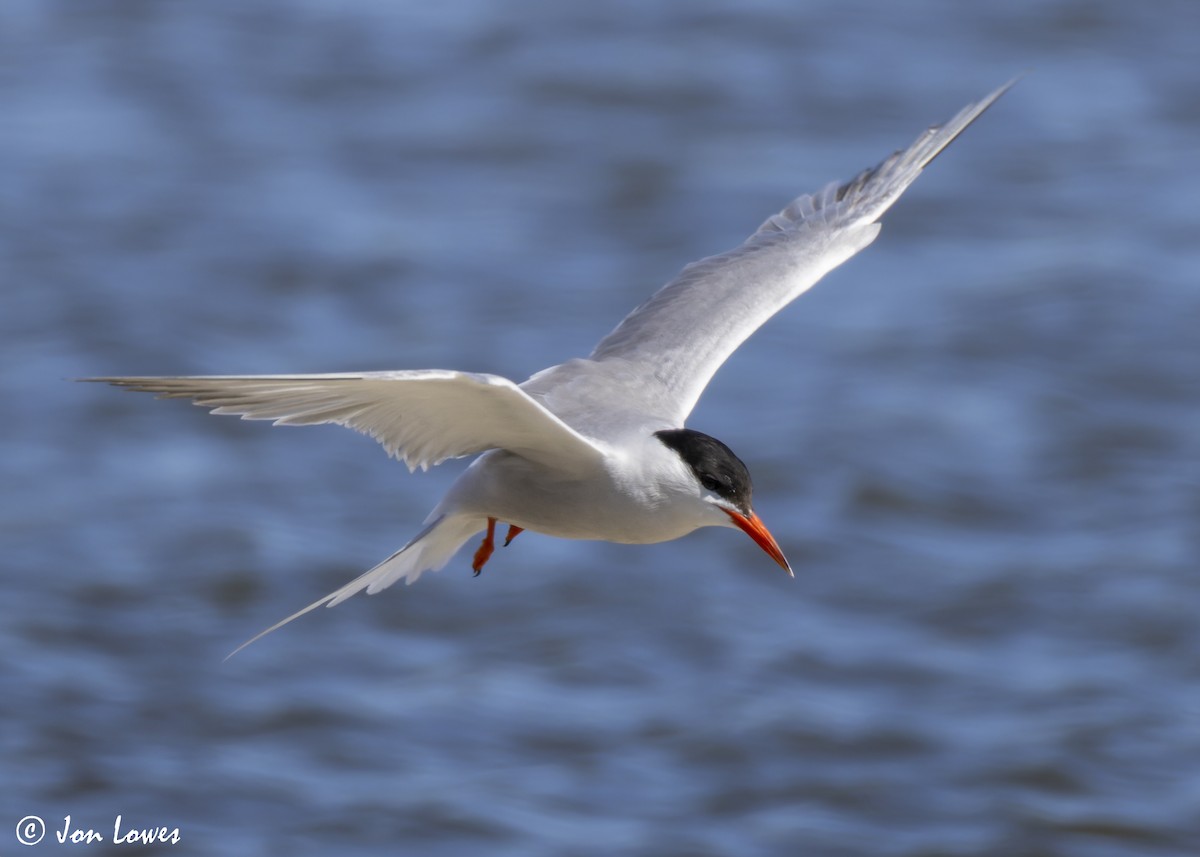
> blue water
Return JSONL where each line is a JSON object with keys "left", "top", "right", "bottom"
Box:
{"left": 3, "top": 2, "right": 1198, "bottom": 855}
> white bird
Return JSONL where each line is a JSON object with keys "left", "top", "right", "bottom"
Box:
{"left": 87, "top": 81, "right": 1012, "bottom": 654}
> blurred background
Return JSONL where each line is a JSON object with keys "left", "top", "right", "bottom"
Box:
{"left": 3, "top": 1, "right": 1198, "bottom": 855}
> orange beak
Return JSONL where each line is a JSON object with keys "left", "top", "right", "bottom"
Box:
{"left": 723, "top": 508, "right": 793, "bottom": 577}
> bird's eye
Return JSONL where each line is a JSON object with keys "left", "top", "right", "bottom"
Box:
{"left": 700, "top": 475, "right": 722, "bottom": 492}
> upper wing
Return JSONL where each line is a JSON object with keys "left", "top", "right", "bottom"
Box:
{"left": 581, "top": 80, "right": 1014, "bottom": 426}
{"left": 85, "top": 370, "right": 607, "bottom": 474}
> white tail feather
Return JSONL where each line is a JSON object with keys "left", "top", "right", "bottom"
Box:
{"left": 224, "top": 515, "right": 483, "bottom": 659}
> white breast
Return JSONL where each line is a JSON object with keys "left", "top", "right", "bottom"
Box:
{"left": 435, "top": 435, "right": 724, "bottom": 545}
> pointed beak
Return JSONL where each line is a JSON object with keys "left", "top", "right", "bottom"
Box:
{"left": 722, "top": 508, "right": 793, "bottom": 577}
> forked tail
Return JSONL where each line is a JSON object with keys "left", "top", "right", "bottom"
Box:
{"left": 225, "top": 514, "right": 483, "bottom": 659}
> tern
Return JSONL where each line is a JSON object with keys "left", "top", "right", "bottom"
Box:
{"left": 87, "top": 81, "right": 1012, "bottom": 652}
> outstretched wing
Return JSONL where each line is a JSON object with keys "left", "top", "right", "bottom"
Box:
{"left": 85, "top": 370, "right": 607, "bottom": 474}
{"left": 579, "top": 80, "right": 1014, "bottom": 426}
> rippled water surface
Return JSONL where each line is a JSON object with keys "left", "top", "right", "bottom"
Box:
{"left": 4, "top": 1, "right": 1199, "bottom": 855}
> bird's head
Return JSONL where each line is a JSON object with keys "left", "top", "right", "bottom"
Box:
{"left": 654, "top": 428, "right": 792, "bottom": 576}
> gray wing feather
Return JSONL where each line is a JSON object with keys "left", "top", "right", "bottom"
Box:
{"left": 577, "top": 80, "right": 1015, "bottom": 426}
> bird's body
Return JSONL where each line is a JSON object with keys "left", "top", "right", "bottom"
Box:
{"left": 86, "top": 81, "right": 1013, "bottom": 652}
{"left": 448, "top": 442, "right": 703, "bottom": 546}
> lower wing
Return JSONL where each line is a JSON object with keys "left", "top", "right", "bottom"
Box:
{"left": 84, "top": 370, "right": 607, "bottom": 474}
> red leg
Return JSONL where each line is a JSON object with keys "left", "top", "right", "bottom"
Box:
{"left": 503, "top": 525, "right": 524, "bottom": 547}
{"left": 472, "top": 517, "right": 496, "bottom": 576}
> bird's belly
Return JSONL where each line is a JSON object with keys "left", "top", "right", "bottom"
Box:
{"left": 511, "top": 501, "right": 699, "bottom": 545}
{"left": 492, "top": 479, "right": 699, "bottom": 545}
{"left": 442, "top": 452, "right": 703, "bottom": 545}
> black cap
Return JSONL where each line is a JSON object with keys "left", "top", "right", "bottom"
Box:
{"left": 654, "top": 428, "right": 753, "bottom": 515}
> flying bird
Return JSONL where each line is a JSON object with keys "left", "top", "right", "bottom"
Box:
{"left": 87, "top": 81, "right": 1013, "bottom": 653}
